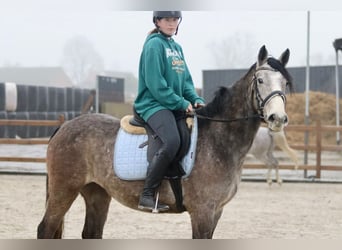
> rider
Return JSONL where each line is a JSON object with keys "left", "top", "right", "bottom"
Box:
{"left": 134, "top": 11, "right": 205, "bottom": 212}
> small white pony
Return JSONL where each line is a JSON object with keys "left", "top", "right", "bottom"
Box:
{"left": 248, "top": 127, "right": 299, "bottom": 185}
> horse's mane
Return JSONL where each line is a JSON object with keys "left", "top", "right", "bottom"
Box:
{"left": 196, "top": 86, "right": 231, "bottom": 119}
{"left": 197, "top": 63, "right": 256, "bottom": 120}
{"left": 49, "top": 127, "right": 60, "bottom": 141}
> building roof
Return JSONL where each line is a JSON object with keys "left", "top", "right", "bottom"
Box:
{"left": 0, "top": 67, "right": 74, "bottom": 87}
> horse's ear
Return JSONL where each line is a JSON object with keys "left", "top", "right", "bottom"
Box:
{"left": 257, "top": 45, "right": 268, "bottom": 67}
{"left": 279, "top": 48, "right": 290, "bottom": 66}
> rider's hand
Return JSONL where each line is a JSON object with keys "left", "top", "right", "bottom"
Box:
{"left": 186, "top": 103, "right": 193, "bottom": 113}
{"left": 194, "top": 103, "right": 205, "bottom": 108}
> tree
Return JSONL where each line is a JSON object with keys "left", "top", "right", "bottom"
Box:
{"left": 61, "top": 35, "right": 104, "bottom": 87}
{"left": 209, "top": 32, "right": 259, "bottom": 69}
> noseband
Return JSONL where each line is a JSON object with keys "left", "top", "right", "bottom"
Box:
{"left": 253, "top": 67, "right": 287, "bottom": 120}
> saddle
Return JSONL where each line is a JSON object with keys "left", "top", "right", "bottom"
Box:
{"left": 122, "top": 110, "right": 193, "bottom": 178}
{"left": 121, "top": 114, "right": 194, "bottom": 133}
{"left": 117, "top": 110, "right": 195, "bottom": 212}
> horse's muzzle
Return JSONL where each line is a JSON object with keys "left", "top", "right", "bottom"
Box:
{"left": 266, "top": 113, "right": 288, "bottom": 132}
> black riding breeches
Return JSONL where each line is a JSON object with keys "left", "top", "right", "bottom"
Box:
{"left": 146, "top": 109, "right": 181, "bottom": 160}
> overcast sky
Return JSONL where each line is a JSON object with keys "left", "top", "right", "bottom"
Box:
{"left": 1, "top": 1, "right": 342, "bottom": 88}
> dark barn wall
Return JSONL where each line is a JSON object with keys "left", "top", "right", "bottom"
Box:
{"left": 202, "top": 65, "right": 342, "bottom": 102}
{"left": 0, "top": 82, "right": 93, "bottom": 138}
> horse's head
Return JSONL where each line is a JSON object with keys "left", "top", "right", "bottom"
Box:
{"left": 253, "top": 45, "right": 293, "bottom": 132}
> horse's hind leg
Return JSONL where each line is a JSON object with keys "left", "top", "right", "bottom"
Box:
{"left": 37, "top": 215, "right": 65, "bottom": 239}
{"left": 80, "top": 183, "right": 111, "bottom": 239}
{"left": 37, "top": 185, "right": 80, "bottom": 238}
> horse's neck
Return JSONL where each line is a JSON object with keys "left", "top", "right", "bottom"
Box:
{"left": 231, "top": 75, "right": 260, "bottom": 137}
{"left": 225, "top": 72, "right": 258, "bottom": 122}
{"left": 200, "top": 74, "right": 260, "bottom": 163}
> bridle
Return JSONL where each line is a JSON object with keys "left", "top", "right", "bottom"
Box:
{"left": 253, "top": 67, "right": 287, "bottom": 120}
{"left": 194, "top": 66, "right": 287, "bottom": 123}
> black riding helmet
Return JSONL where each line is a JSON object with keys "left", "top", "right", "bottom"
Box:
{"left": 152, "top": 11, "right": 182, "bottom": 35}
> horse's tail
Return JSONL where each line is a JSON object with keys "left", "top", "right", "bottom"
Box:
{"left": 272, "top": 130, "right": 299, "bottom": 170}
{"left": 45, "top": 126, "right": 59, "bottom": 203}
{"left": 45, "top": 174, "right": 49, "bottom": 204}
{"left": 49, "top": 127, "right": 60, "bottom": 142}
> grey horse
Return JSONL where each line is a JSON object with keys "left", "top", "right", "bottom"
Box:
{"left": 37, "top": 46, "right": 294, "bottom": 239}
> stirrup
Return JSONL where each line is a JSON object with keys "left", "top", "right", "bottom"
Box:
{"left": 138, "top": 192, "right": 169, "bottom": 213}
{"left": 151, "top": 192, "right": 169, "bottom": 213}
{"left": 152, "top": 192, "right": 160, "bottom": 213}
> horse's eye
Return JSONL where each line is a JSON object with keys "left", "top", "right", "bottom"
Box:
{"left": 257, "top": 78, "right": 264, "bottom": 84}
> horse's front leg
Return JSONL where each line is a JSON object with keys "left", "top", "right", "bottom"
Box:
{"left": 275, "top": 165, "right": 283, "bottom": 185}
{"left": 189, "top": 206, "right": 223, "bottom": 239}
{"left": 266, "top": 166, "right": 273, "bottom": 186}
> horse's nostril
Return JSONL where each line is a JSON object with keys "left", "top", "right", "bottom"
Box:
{"left": 268, "top": 114, "right": 276, "bottom": 122}
{"left": 268, "top": 114, "right": 288, "bottom": 124}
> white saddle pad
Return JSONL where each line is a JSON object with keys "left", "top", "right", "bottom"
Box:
{"left": 114, "top": 116, "right": 198, "bottom": 180}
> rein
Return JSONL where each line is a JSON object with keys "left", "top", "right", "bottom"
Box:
{"left": 193, "top": 113, "right": 261, "bottom": 123}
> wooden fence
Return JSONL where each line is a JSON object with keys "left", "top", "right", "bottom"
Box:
{"left": 243, "top": 120, "right": 342, "bottom": 178}
{"left": 0, "top": 115, "right": 65, "bottom": 164}
{"left": 0, "top": 117, "right": 342, "bottom": 179}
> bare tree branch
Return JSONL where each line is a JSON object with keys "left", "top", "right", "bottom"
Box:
{"left": 210, "top": 32, "right": 259, "bottom": 69}
{"left": 61, "top": 35, "right": 104, "bottom": 87}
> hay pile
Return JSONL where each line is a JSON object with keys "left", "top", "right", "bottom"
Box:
{"left": 285, "top": 91, "right": 342, "bottom": 145}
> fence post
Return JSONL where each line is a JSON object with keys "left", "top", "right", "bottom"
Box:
{"left": 58, "top": 114, "right": 65, "bottom": 125}
{"left": 316, "top": 120, "right": 322, "bottom": 178}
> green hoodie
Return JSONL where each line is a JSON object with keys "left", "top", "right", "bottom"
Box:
{"left": 134, "top": 33, "right": 205, "bottom": 121}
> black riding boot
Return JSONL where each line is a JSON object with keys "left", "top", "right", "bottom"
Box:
{"left": 138, "top": 150, "right": 171, "bottom": 212}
